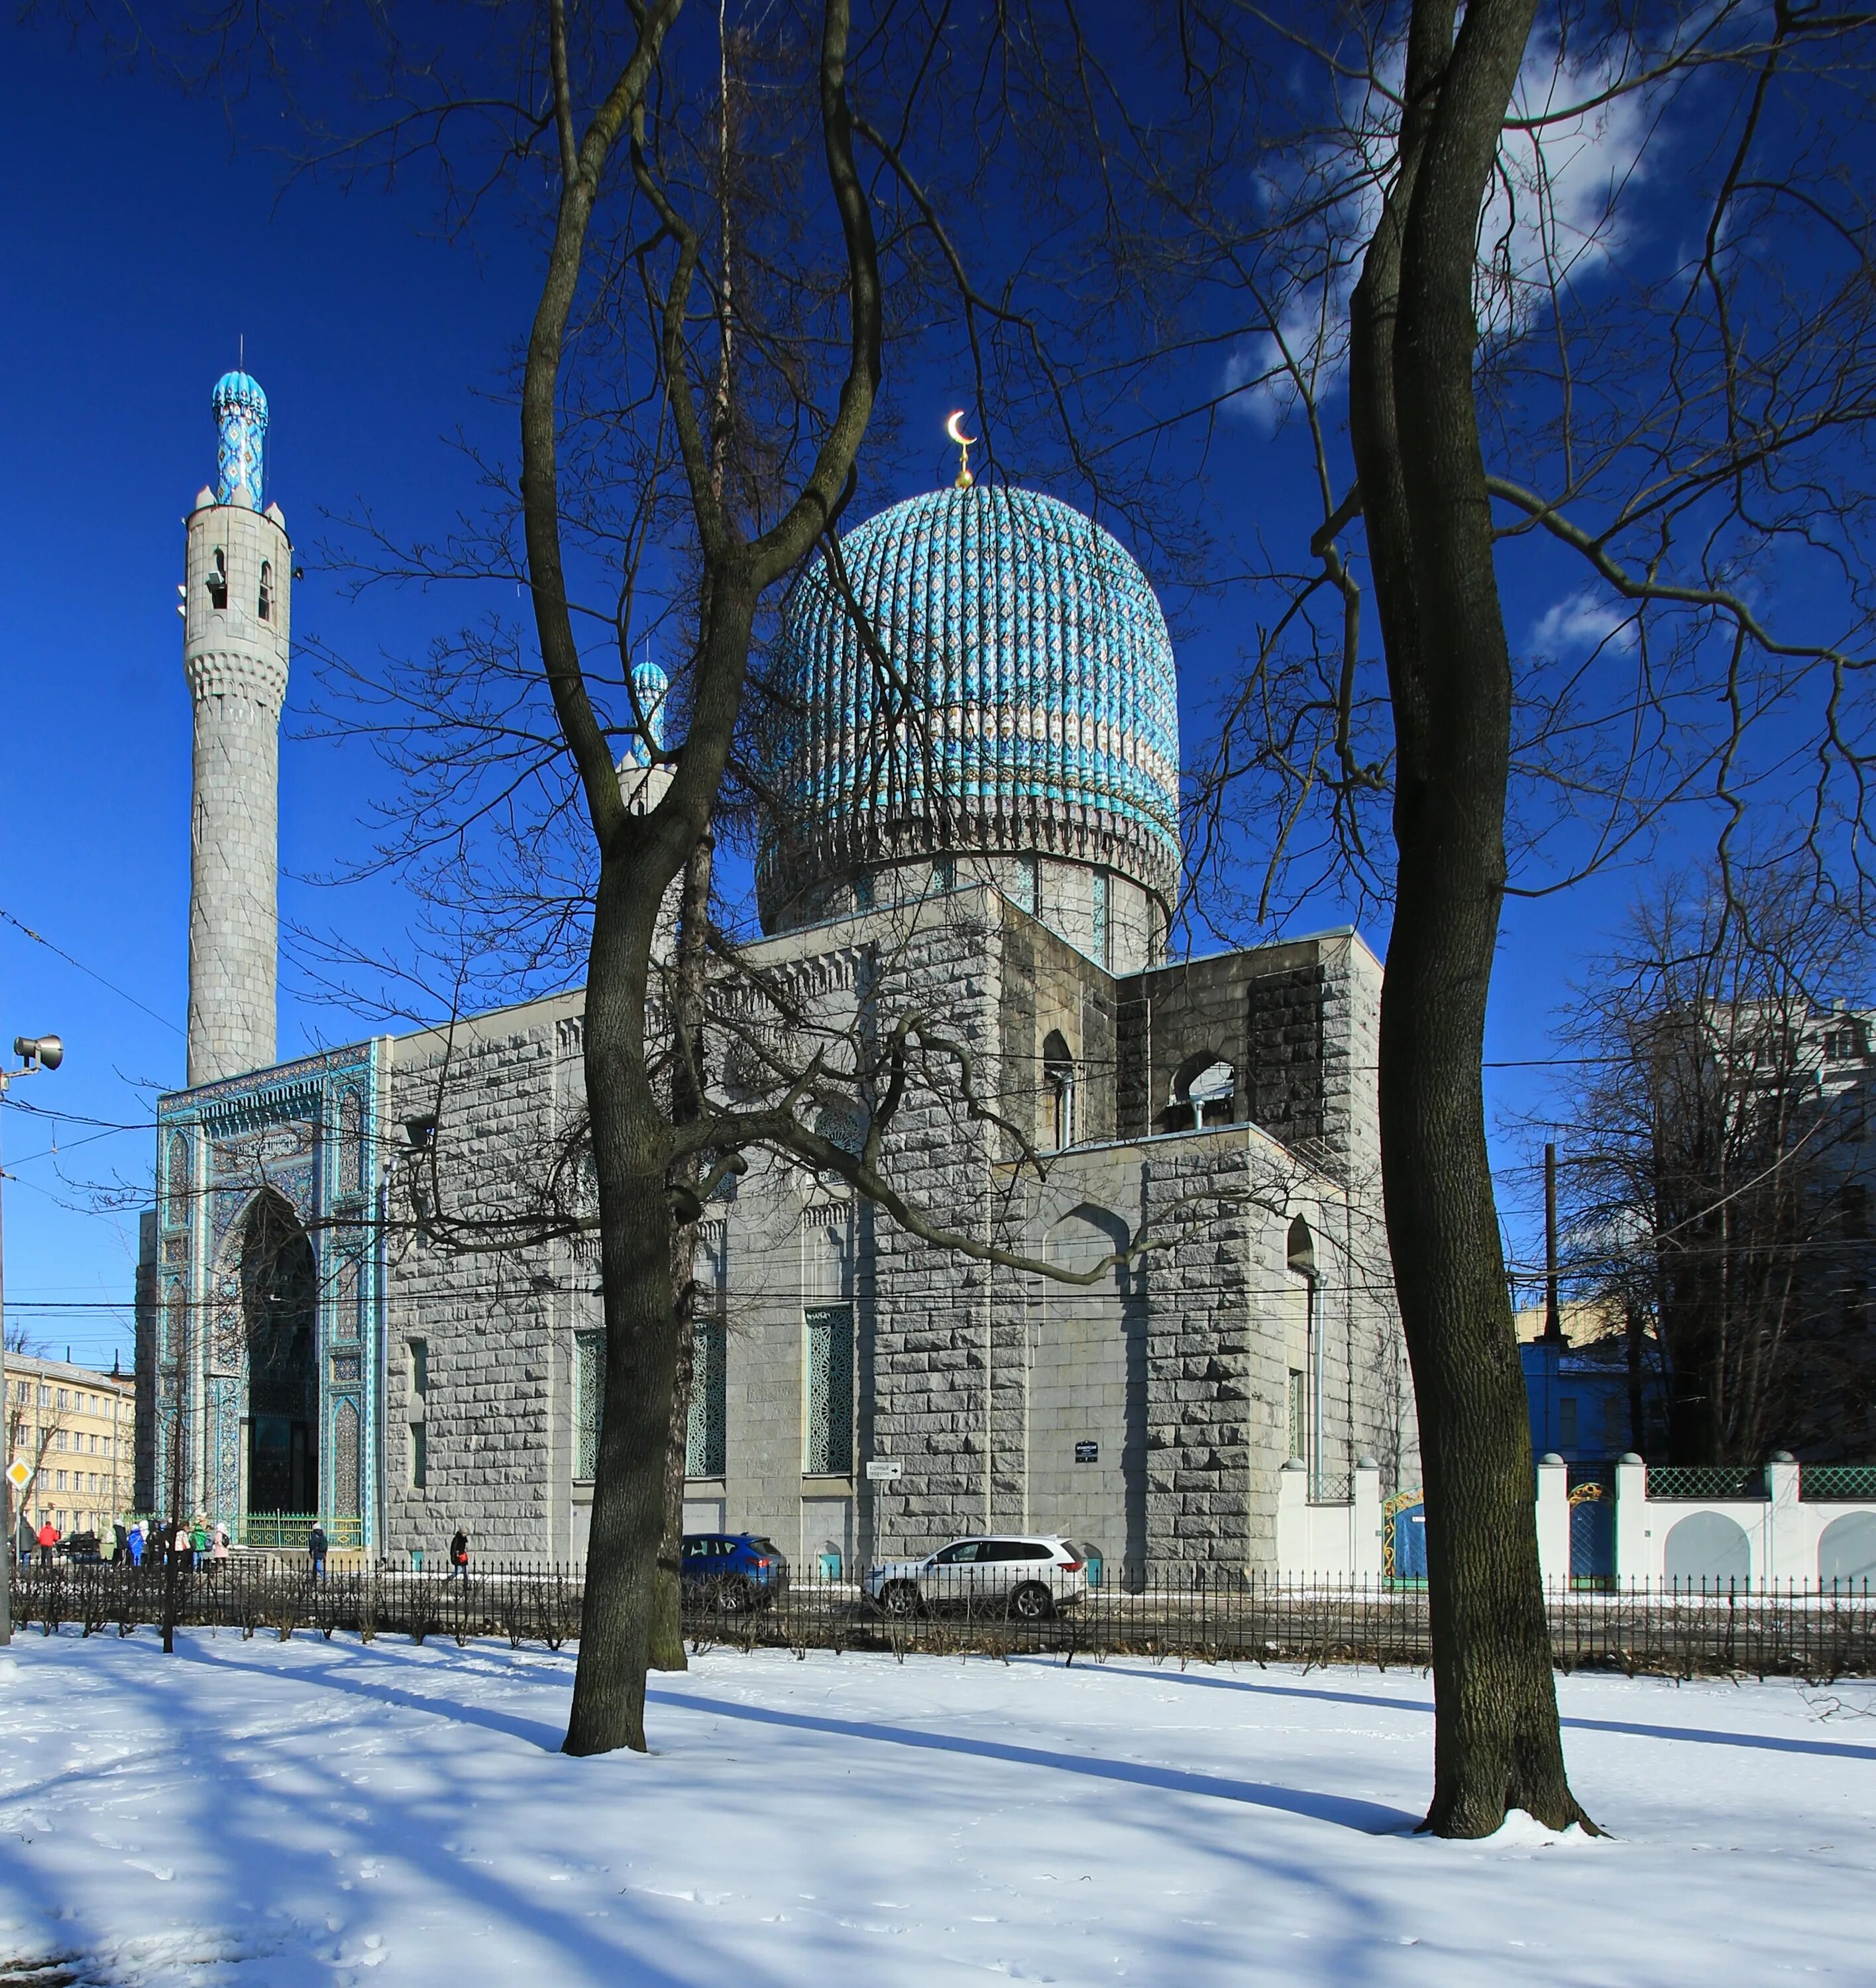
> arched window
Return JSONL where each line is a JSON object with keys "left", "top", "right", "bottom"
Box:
{"left": 1170, "top": 1055, "right": 1236, "bottom": 1130}
{"left": 1042, "top": 1030, "right": 1076, "bottom": 1151}
{"left": 258, "top": 559, "right": 272, "bottom": 622}
{"left": 164, "top": 1132, "right": 189, "bottom": 1214}
{"left": 1286, "top": 1217, "right": 1316, "bottom": 1276}
{"left": 207, "top": 547, "right": 228, "bottom": 611}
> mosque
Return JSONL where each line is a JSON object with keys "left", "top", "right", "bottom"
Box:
{"left": 135, "top": 376, "right": 1413, "bottom": 1574}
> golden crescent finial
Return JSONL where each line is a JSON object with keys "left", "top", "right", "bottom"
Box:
{"left": 945, "top": 410, "right": 977, "bottom": 489}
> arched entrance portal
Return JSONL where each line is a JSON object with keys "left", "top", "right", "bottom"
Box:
{"left": 243, "top": 1193, "right": 318, "bottom": 1516}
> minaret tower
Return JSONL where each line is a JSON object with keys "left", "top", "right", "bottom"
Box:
{"left": 182, "top": 372, "right": 292, "bottom": 1085}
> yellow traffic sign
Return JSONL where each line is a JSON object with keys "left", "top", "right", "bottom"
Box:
{"left": 5, "top": 1461, "right": 30, "bottom": 1491}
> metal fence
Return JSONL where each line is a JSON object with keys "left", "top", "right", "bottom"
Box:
{"left": 243, "top": 1514, "right": 365, "bottom": 1550}
{"left": 12, "top": 1561, "right": 1876, "bottom": 1679}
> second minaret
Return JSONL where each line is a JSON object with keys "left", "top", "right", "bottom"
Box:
{"left": 183, "top": 370, "right": 291, "bottom": 1086}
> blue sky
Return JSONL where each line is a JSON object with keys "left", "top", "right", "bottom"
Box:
{"left": 0, "top": 19, "right": 1718, "bottom": 1368}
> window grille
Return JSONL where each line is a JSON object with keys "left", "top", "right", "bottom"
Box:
{"left": 1287, "top": 1368, "right": 1306, "bottom": 1463}
{"left": 1645, "top": 1464, "right": 1764, "bottom": 1499}
{"left": 575, "top": 1331, "right": 605, "bottom": 1481}
{"left": 687, "top": 1319, "right": 727, "bottom": 1478}
{"left": 1091, "top": 869, "right": 1109, "bottom": 968}
{"left": 806, "top": 1304, "right": 854, "bottom": 1475}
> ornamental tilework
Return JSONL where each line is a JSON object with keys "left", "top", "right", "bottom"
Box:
{"left": 153, "top": 1040, "right": 385, "bottom": 1541}
{"left": 758, "top": 486, "right": 1182, "bottom": 926}
{"left": 619, "top": 657, "right": 669, "bottom": 769}
{"left": 332, "top": 1398, "right": 361, "bottom": 1518}
{"left": 212, "top": 370, "right": 268, "bottom": 509}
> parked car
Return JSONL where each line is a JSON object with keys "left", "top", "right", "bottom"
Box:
{"left": 680, "top": 1533, "right": 790, "bottom": 1612}
{"left": 863, "top": 1535, "right": 1089, "bottom": 1620}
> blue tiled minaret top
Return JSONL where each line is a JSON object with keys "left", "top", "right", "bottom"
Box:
{"left": 757, "top": 484, "right": 1181, "bottom": 928}
{"left": 620, "top": 657, "right": 669, "bottom": 769}
{"left": 212, "top": 370, "right": 268, "bottom": 510}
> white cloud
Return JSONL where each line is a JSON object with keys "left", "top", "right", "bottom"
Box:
{"left": 1529, "top": 589, "right": 1639, "bottom": 655}
{"left": 1226, "top": 31, "right": 1658, "bottom": 425}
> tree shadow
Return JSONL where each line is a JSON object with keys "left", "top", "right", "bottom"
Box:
{"left": 175, "top": 1637, "right": 569, "bottom": 1751}
{"left": 4, "top": 1635, "right": 762, "bottom": 1988}
{"left": 1011, "top": 1656, "right": 1876, "bottom": 1763}
{"left": 645, "top": 1685, "right": 1419, "bottom": 1834}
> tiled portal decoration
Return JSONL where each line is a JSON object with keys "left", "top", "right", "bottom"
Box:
{"left": 154, "top": 1040, "right": 384, "bottom": 1540}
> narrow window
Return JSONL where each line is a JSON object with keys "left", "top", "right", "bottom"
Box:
{"left": 258, "top": 559, "right": 272, "bottom": 622}
{"left": 1042, "top": 1030, "right": 1076, "bottom": 1152}
{"left": 575, "top": 1330, "right": 606, "bottom": 1481}
{"left": 1091, "top": 869, "right": 1110, "bottom": 969}
{"left": 409, "top": 1422, "right": 427, "bottom": 1490}
{"left": 805, "top": 1303, "right": 854, "bottom": 1475}
{"left": 408, "top": 1338, "right": 428, "bottom": 1398}
{"left": 687, "top": 1319, "right": 728, "bottom": 1478}
{"left": 207, "top": 547, "right": 228, "bottom": 610}
{"left": 1559, "top": 1397, "right": 1579, "bottom": 1449}
{"left": 1287, "top": 1369, "right": 1307, "bottom": 1463}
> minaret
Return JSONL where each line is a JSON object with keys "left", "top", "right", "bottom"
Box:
{"left": 182, "top": 372, "right": 291, "bottom": 1086}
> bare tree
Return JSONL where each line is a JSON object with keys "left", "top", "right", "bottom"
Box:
{"left": 202, "top": 0, "right": 1205, "bottom": 1759}
{"left": 993, "top": 0, "right": 1876, "bottom": 1832}
{"left": 1552, "top": 864, "right": 1873, "bottom": 1463}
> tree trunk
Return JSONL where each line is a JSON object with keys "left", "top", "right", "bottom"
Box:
{"left": 563, "top": 850, "right": 680, "bottom": 1755}
{"left": 1351, "top": 0, "right": 1594, "bottom": 1836}
{"left": 651, "top": 830, "right": 716, "bottom": 1672}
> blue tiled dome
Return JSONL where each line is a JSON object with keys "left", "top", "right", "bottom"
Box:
{"left": 757, "top": 485, "right": 1181, "bottom": 928}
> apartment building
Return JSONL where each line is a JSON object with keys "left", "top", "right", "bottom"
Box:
{"left": 7, "top": 1352, "right": 136, "bottom": 1543}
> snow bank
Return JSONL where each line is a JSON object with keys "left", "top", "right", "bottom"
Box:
{"left": 0, "top": 1629, "right": 1869, "bottom": 1984}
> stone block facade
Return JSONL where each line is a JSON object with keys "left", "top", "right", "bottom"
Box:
{"left": 182, "top": 495, "right": 291, "bottom": 1087}
{"left": 141, "top": 880, "right": 1413, "bottom": 1574}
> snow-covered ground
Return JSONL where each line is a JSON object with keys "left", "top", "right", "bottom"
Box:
{"left": 1, "top": 1629, "right": 1871, "bottom": 1985}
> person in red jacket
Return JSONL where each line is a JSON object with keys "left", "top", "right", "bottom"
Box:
{"left": 35, "top": 1519, "right": 59, "bottom": 1567}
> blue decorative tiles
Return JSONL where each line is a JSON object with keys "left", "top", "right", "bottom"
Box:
{"left": 211, "top": 370, "right": 268, "bottom": 510}
{"left": 757, "top": 485, "right": 1182, "bottom": 922}
{"left": 153, "top": 1040, "right": 384, "bottom": 1540}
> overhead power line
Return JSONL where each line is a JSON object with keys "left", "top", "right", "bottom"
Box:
{"left": 0, "top": 906, "right": 183, "bottom": 1035}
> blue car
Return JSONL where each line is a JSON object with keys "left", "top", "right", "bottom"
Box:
{"left": 680, "top": 1532, "right": 791, "bottom": 1612}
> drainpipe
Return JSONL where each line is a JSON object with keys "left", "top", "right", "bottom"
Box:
{"left": 1309, "top": 1273, "right": 1323, "bottom": 1498}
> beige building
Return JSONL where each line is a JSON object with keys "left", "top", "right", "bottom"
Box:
{"left": 7, "top": 1352, "right": 136, "bottom": 1544}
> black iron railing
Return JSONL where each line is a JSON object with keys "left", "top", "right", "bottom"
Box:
{"left": 11, "top": 1561, "right": 1876, "bottom": 1680}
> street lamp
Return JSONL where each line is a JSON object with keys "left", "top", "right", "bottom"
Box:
{"left": 1, "top": 1032, "right": 64, "bottom": 1645}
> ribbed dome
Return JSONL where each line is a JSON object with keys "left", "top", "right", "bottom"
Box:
{"left": 757, "top": 485, "right": 1180, "bottom": 931}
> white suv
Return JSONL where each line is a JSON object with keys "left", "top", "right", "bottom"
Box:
{"left": 864, "top": 1535, "right": 1089, "bottom": 1620}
